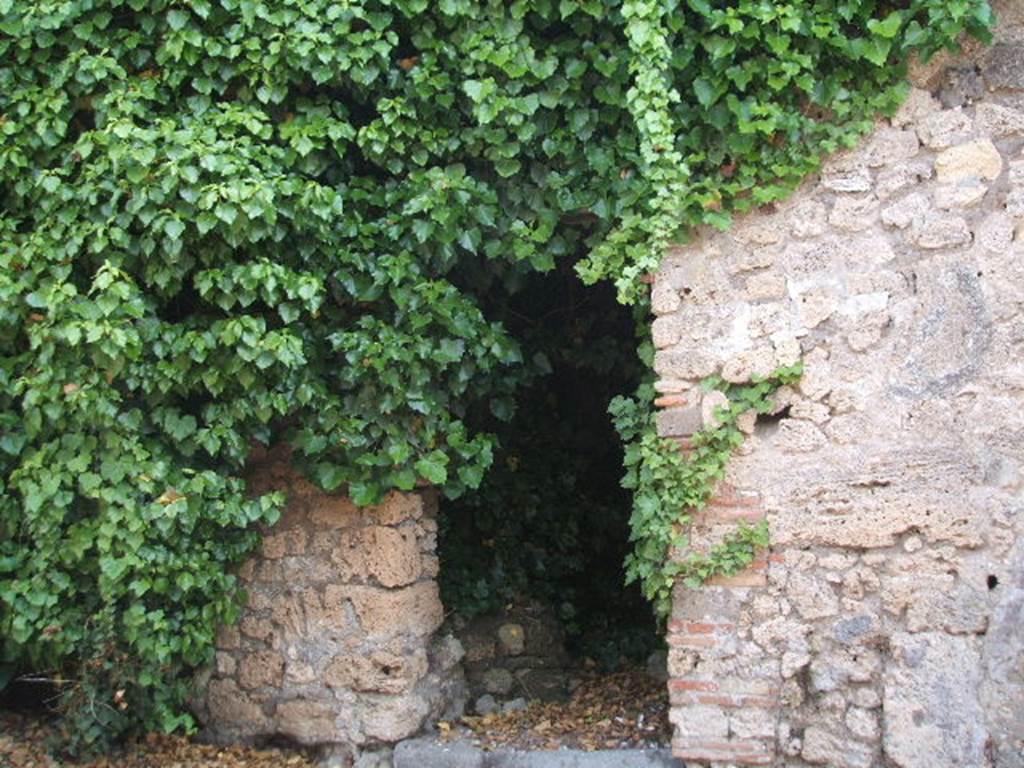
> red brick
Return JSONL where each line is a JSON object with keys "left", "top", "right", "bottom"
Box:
{"left": 694, "top": 693, "right": 737, "bottom": 707}
{"left": 668, "top": 678, "right": 718, "bottom": 693}
{"left": 686, "top": 621, "right": 733, "bottom": 634}
{"left": 654, "top": 393, "right": 692, "bottom": 408}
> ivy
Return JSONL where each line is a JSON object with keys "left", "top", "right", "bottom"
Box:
{"left": 611, "top": 365, "right": 804, "bottom": 619}
{"left": 0, "top": 0, "right": 993, "bottom": 751}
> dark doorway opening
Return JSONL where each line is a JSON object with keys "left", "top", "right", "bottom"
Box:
{"left": 437, "top": 255, "right": 667, "bottom": 746}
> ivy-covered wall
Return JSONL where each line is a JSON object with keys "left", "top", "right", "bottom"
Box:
{"left": 655, "top": 7, "right": 1024, "bottom": 765}
{"left": 0, "top": 0, "right": 999, "bottom": 755}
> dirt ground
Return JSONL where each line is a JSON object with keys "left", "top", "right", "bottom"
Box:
{"left": 1, "top": 667, "right": 669, "bottom": 766}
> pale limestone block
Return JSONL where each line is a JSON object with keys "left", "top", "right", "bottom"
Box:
{"left": 650, "top": 281, "right": 681, "bottom": 314}
{"left": 790, "top": 400, "right": 831, "bottom": 424}
{"left": 829, "top": 194, "right": 881, "bottom": 232}
{"left": 822, "top": 164, "right": 873, "bottom": 193}
{"left": 883, "top": 633, "right": 987, "bottom": 768}
{"left": 669, "top": 704, "right": 729, "bottom": 738}
{"left": 934, "top": 138, "right": 1004, "bottom": 183}
{"left": 736, "top": 410, "right": 757, "bottom": 435}
{"left": 651, "top": 315, "right": 683, "bottom": 348}
{"left": 795, "top": 291, "right": 838, "bottom": 330}
{"left": 773, "top": 336, "right": 802, "bottom": 368}
{"left": 721, "top": 345, "right": 777, "bottom": 383}
{"left": 731, "top": 219, "right": 783, "bottom": 246}
{"left": 729, "top": 707, "right": 777, "bottom": 739}
{"left": 974, "top": 102, "right": 1024, "bottom": 136}
{"left": 846, "top": 707, "right": 880, "bottom": 741}
{"left": 725, "top": 243, "right": 780, "bottom": 274}
{"left": 934, "top": 178, "right": 989, "bottom": 209}
{"left": 701, "top": 389, "right": 730, "bottom": 429}
{"left": 916, "top": 108, "right": 975, "bottom": 149}
{"left": 1005, "top": 186, "right": 1024, "bottom": 217}
{"left": 862, "top": 127, "right": 921, "bottom": 167}
{"left": 654, "top": 348, "right": 718, "bottom": 381}
{"left": 774, "top": 419, "right": 828, "bottom": 453}
{"left": 908, "top": 212, "right": 971, "bottom": 249}
{"left": 744, "top": 272, "right": 786, "bottom": 301}
{"left": 849, "top": 687, "right": 881, "bottom": 709}
{"left": 881, "top": 192, "right": 930, "bottom": 229}
{"left": 892, "top": 88, "right": 942, "bottom": 128}
{"left": 876, "top": 158, "right": 934, "bottom": 199}
{"left": 359, "top": 692, "right": 430, "bottom": 742}
{"left": 802, "top": 725, "right": 875, "bottom": 768}
{"left": 790, "top": 199, "right": 830, "bottom": 238}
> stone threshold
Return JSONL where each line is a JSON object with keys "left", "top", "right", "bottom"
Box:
{"left": 392, "top": 738, "right": 683, "bottom": 768}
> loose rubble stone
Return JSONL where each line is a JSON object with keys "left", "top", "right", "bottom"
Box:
{"left": 474, "top": 694, "right": 498, "bottom": 716}
{"left": 497, "top": 623, "right": 526, "bottom": 656}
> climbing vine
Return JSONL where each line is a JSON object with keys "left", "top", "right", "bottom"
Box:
{"left": 0, "top": 0, "right": 994, "bottom": 751}
{"left": 611, "top": 365, "right": 805, "bottom": 618}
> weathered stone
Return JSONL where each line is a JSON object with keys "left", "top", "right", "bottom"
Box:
{"left": 369, "top": 490, "right": 426, "bottom": 526}
{"left": 650, "top": 283, "right": 681, "bottom": 315}
{"left": 238, "top": 650, "right": 284, "bottom": 690}
{"left": 938, "top": 67, "right": 984, "bottom": 108}
{"left": 204, "top": 679, "right": 270, "bottom": 735}
{"left": 198, "top": 477, "right": 453, "bottom": 751}
{"left": 337, "top": 582, "right": 445, "bottom": 639}
{"left": 821, "top": 164, "right": 872, "bottom": 193}
{"left": 862, "top": 128, "right": 920, "bottom": 167}
{"left": 360, "top": 693, "right": 431, "bottom": 742}
{"left": 481, "top": 668, "right": 515, "bottom": 696}
{"left": 773, "top": 419, "right": 828, "bottom": 454}
{"left": 655, "top": 406, "right": 702, "bottom": 437}
{"left": 790, "top": 200, "right": 830, "bottom": 238}
{"left": 215, "top": 652, "right": 237, "bottom": 677}
{"left": 700, "top": 390, "right": 730, "bottom": 429}
{"left": 892, "top": 88, "right": 941, "bottom": 128}
{"left": 983, "top": 43, "right": 1024, "bottom": 91}
{"left": 934, "top": 178, "right": 989, "bottom": 209}
{"left": 787, "top": 573, "right": 839, "bottom": 619}
{"left": 828, "top": 195, "right": 881, "bottom": 232}
{"left": 876, "top": 159, "right": 934, "bottom": 199}
{"left": 276, "top": 699, "right": 341, "bottom": 744}
{"left": 496, "top": 623, "right": 525, "bottom": 656}
{"left": 802, "top": 726, "right": 875, "bottom": 768}
{"left": 729, "top": 707, "right": 776, "bottom": 740}
{"left": 501, "top": 697, "right": 527, "bottom": 714}
{"left": 934, "top": 138, "right": 1004, "bottom": 183}
{"left": 474, "top": 694, "right": 498, "bottom": 716}
{"left": 362, "top": 526, "right": 422, "bottom": 588}
{"left": 975, "top": 102, "right": 1024, "bottom": 136}
{"left": 916, "top": 109, "right": 974, "bottom": 149}
{"left": 325, "top": 647, "right": 428, "bottom": 694}
{"left": 908, "top": 212, "right": 972, "bottom": 250}
{"left": 883, "top": 633, "right": 988, "bottom": 768}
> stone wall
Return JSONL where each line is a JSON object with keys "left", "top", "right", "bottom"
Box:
{"left": 192, "top": 447, "right": 465, "bottom": 758}
{"left": 653, "top": 8, "right": 1024, "bottom": 767}
{"left": 454, "top": 600, "right": 573, "bottom": 713}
